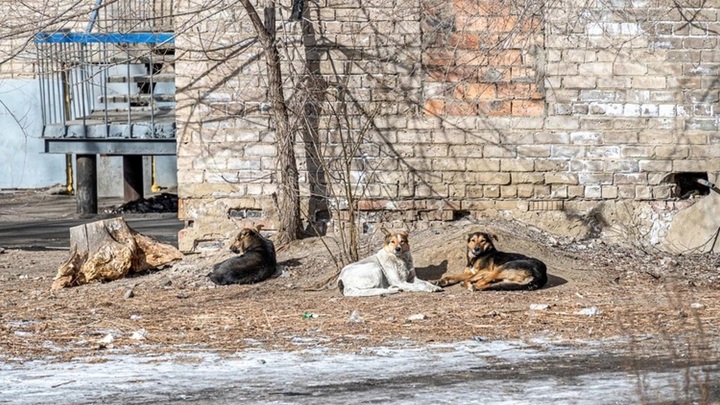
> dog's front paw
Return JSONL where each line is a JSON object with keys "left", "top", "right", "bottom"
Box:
{"left": 461, "top": 281, "right": 475, "bottom": 292}
{"left": 431, "top": 284, "right": 443, "bottom": 292}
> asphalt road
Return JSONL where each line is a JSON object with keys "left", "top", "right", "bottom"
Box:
{"left": 0, "top": 214, "right": 183, "bottom": 249}
{"left": 0, "top": 191, "right": 183, "bottom": 249}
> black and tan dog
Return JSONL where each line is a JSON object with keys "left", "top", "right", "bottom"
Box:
{"left": 433, "top": 232, "right": 547, "bottom": 291}
{"left": 208, "top": 226, "right": 277, "bottom": 285}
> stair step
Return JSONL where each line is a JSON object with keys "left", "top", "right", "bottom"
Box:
{"left": 107, "top": 74, "right": 175, "bottom": 83}
{"left": 99, "top": 94, "right": 176, "bottom": 104}
{"left": 108, "top": 54, "right": 175, "bottom": 64}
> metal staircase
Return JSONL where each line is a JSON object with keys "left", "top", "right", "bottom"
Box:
{"left": 34, "top": 0, "right": 175, "bottom": 211}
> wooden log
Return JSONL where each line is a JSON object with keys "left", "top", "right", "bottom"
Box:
{"left": 51, "top": 217, "right": 182, "bottom": 289}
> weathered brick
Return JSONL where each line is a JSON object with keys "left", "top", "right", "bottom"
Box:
{"left": 244, "top": 144, "right": 276, "bottom": 157}
{"left": 478, "top": 100, "right": 511, "bottom": 116}
{"left": 432, "top": 158, "right": 465, "bottom": 171}
{"left": 500, "top": 185, "right": 518, "bottom": 198}
{"left": 512, "top": 172, "right": 545, "bottom": 184}
{"left": 533, "top": 185, "right": 551, "bottom": 198}
{"left": 579, "top": 173, "right": 614, "bottom": 185}
{"left": 424, "top": 99, "right": 445, "bottom": 116}
{"left": 550, "top": 185, "right": 568, "bottom": 198}
{"left": 483, "top": 185, "right": 501, "bottom": 198}
{"left": 568, "top": 185, "right": 585, "bottom": 198}
{"left": 601, "top": 185, "right": 618, "bottom": 199}
{"left": 534, "top": 131, "right": 570, "bottom": 144}
{"left": 466, "top": 158, "right": 500, "bottom": 171}
{"left": 585, "top": 185, "right": 602, "bottom": 199}
{"left": 614, "top": 173, "right": 646, "bottom": 184}
{"left": 545, "top": 172, "right": 578, "bottom": 184}
{"left": 500, "top": 159, "right": 535, "bottom": 172}
{"left": 517, "top": 145, "right": 552, "bottom": 157}
{"left": 545, "top": 116, "right": 580, "bottom": 130}
{"left": 476, "top": 172, "right": 512, "bottom": 185}
{"left": 605, "top": 160, "right": 639, "bottom": 172}
{"left": 511, "top": 100, "right": 545, "bottom": 116}
{"left": 484, "top": 145, "right": 516, "bottom": 158}
{"left": 517, "top": 184, "right": 535, "bottom": 198}
{"left": 635, "top": 185, "right": 653, "bottom": 199}
{"left": 654, "top": 146, "right": 689, "bottom": 159}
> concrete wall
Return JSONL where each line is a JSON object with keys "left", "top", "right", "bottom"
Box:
{"left": 0, "top": 79, "right": 66, "bottom": 188}
{"left": 174, "top": 0, "right": 720, "bottom": 251}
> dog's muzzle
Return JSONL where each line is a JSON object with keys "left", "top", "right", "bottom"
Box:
{"left": 471, "top": 247, "right": 485, "bottom": 256}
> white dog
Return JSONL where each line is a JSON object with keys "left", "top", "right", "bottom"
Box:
{"left": 337, "top": 229, "right": 442, "bottom": 297}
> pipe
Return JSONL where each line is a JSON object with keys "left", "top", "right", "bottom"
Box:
{"left": 151, "top": 156, "right": 162, "bottom": 192}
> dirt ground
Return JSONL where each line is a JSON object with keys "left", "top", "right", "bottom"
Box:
{"left": 1, "top": 190, "right": 719, "bottom": 364}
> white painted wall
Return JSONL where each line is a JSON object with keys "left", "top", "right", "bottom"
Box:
{"left": 0, "top": 79, "right": 65, "bottom": 188}
{"left": 0, "top": 78, "right": 177, "bottom": 196}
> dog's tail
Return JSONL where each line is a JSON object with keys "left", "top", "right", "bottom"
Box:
{"left": 301, "top": 270, "right": 341, "bottom": 291}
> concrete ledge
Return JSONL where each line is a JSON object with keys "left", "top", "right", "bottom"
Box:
{"left": 43, "top": 122, "right": 176, "bottom": 139}
{"left": 44, "top": 139, "right": 177, "bottom": 155}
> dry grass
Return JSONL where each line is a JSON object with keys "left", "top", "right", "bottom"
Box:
{"left": 0, "top": 218, "right": 719, "bottom": 365}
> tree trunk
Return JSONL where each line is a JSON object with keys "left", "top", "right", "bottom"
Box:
{"left": 239, "top": 0, "right": 303, "bottom": 244}
{"left": 52, "top": 217, "right": 183, "bottom": 289}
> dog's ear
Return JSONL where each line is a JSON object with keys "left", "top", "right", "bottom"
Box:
{"left": 489, "top": 233, "right": 498, "bottom": 241}
{"left": 399, "top": 229, "right": 409, "bottom": 238}
{"left": 380, "top": 226, "right": 391, "bottom": 237}
{"left": 255, "top": 224, "right": 264, "bottom": 232}
{"left": 467, "top": 232, "right": 476, "bottom": 242}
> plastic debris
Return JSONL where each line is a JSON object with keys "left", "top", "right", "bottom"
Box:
{"left": 576, "top": 306, "right": 602, "bottom": 316}
{"left": 131, "top": 329, "right": 148, "bottom": 340}
{"left": 347, "top": 310, "right": 363, "bottom": 323}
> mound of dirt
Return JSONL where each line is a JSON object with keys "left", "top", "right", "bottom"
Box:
{"left": 1, "top": 217, "right": 719, "bottom": 362}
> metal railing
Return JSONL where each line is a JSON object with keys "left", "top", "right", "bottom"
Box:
{"left": 89, "top": 0, "right": 174, "bottom": 33}
{"left": 34, "top": 0, "right": 174, "bottom": 138}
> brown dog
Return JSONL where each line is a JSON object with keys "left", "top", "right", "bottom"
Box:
{"left": 208, "top": 227, "right": 277, "bottom": 285}
{"left": 433, "top": 232, "right": 547, "bottom": 291}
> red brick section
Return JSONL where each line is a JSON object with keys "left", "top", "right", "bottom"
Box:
{"left": 422, "top": 0, "right": 544, "bottom": 117}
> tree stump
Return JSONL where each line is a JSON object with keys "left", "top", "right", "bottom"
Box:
{"left": 52, "top": 217, "right": 183, "bottom": 289}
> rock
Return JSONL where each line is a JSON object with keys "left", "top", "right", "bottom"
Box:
{"left": 124, "top": 289, "right": 134, "bottom": 299}
{"left": 407, "top": 313, "right": 427, "bottom": 321}
{"left": 129, "top": 315, "right": 142, "bottom": 321}
{"left": 690, "top": 302, "right": 705, "bottom": 309}
{"left": 529, "top": 304, "right": 550, "bottom": 311}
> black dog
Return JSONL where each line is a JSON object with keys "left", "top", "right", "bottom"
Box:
{"left": 208, "top": 227, "right": 277, "bottom": 285}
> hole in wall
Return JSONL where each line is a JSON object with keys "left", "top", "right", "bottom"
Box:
{"left": 452, "top": 210, "right": 471, "bottom": 220}
{"left": 228, "top": 208, "right": 264, "bottom": 219}
{"left": 665, "top": 172, "right": 710, "bottom": 199}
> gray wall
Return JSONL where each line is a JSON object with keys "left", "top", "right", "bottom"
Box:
{"left": 0, "top": 79, "right": 65, "bottom": 188}
{"left": 0, "top": 78, "right": 177, "bottom": 196}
